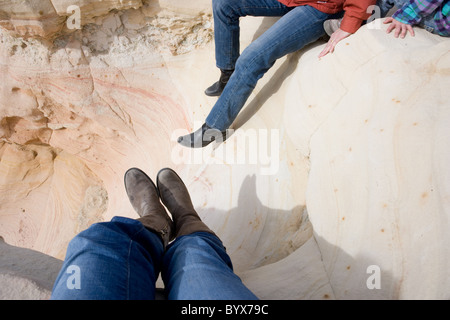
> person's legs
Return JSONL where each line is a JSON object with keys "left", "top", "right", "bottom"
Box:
{"left": 163, "top": 232, "right": 258, "bottom": 300}
{"left": 212, "top": 0, "right": 292, "bottom": 71}
{"left": 205, "top": 0, "right": 292, "bottom": 97}
{"left": 52, "top": 167, "right": 175, "bottom": 300}
{"left": 205, "top": 5, "right": 332, "bottom": 131}
{"left": 156, "top": 168, "right": 258, "bottom": 299}
{"left": 51, "top": 217, "right": 164, "bottom": 300}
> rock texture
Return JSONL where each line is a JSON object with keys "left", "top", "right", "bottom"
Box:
{"left": 0, "top": 0, "right": 449, "bottom": 300}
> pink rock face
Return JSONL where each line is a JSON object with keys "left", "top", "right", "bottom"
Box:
{"left": 0, "top": 37, "right": 191, "bottom": 255}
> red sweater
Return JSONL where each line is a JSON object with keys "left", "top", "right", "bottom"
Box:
{"left": 277, "top": 0, "right": 377, "bottom": 33}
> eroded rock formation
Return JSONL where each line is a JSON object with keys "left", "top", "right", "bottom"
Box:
{"left": 0, "top": 0, "right": 449, "bottom": 299}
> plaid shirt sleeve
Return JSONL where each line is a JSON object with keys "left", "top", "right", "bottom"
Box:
{"left": 392, "top": 0, "right": 448, "bottom": 26}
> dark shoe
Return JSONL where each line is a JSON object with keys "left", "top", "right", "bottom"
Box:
{"left": 177, "top": 123, "right": 227, "bottom": 148}
{"left": 205, "top": 69, "right": 234, "bottom": 97}
{"left": 157, "top": 168, "right": 215, "bottom": 238}
{"left": 124, "top": 168, "right": 174, "bottom": 248}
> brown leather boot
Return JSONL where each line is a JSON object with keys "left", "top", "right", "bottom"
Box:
{"left": 156, "top": 168, "right": 215, "bottom": 238}
{"left": 124, "top": 168, "right": 174, "bottom": 248}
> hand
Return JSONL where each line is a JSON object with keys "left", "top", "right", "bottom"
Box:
{"left": 384, "top": 17, "right": 415, "bottom": 38}
{"left": 318, "top": 28, "right": 351, "bottom": 58}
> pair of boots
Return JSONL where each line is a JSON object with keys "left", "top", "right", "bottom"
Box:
{"left": 124, "top": 167, "right": 215, "bottom": 249}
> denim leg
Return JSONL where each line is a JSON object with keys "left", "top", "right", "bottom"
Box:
{"left": 212, "top": 0, "right": 292, "bottom": 70}
{"left": 206, "top": 5, "right": 331, "bottom": 131}
{"left": 162, "top": 232, "right": 258, "bottom": 300}
{"left": 51, "top": 217, "right": 164, "bottom": 300}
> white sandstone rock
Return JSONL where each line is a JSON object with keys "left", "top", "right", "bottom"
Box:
{"left": 0, "top": 0, "right": 449, "bottom": 300}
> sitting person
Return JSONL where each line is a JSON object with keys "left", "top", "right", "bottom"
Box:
{"left": 177, "top": 0, "right": 377, "bottom": 148}
{"left": 325, "top": 0, "right": 450, "bottom": 38}
{"left": 381, "top": 0, "right": 450, "bottom": 38}
{"left": 51, "top": 167, "right": 258, "bottom": 300}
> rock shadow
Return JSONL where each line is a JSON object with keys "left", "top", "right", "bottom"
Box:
{"left": 0, "top": 171, "right": 398, "bottom": 299}
{"left": 312, "top": 233, "right": 398, "bottom": 300}
{"left": 231, "top": 16, "right": 327, "bottom": 130}
{"left": 0, "top": 236, "right": 63, "bottom": 297}
{"left": 195, "top": 174, "right": 397, "bottom": 299}
{"left": 197, "top": 174, "right": 311, "bottom": 272}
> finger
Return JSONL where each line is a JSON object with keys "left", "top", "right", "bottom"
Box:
{"left": 386, "top": 23, "right": 396, "bottom": 34}
{"left": 318, "top": 44, "right": 328, "bottom": 58}
{"left": 319, "top": 39, "right": 335, "bottom": 58}
{"left": 318, "top": 48, "right": 327, "bottom": 58}
{"left": 384, "top": 17, "right": 394, "bottom": 24}
{"left": 400, "top": 25, "right": 407, "bottom": 38}
{"left": 394, "top": 25, "right": 402, "bottom": 38}
{"left": 319, "top": 38, "right": 333, "bottom": 57}
{"left": 318, "top": 47, "right": 328, "bottom": 58}
{"left": 407, "top": 25, "right": 415, "bottom": 37}
{"left": 329, "top": 41, "right": 336, "bottom": 54}
{"left": 318, "top": 44, "right": 331, "bottom": 58}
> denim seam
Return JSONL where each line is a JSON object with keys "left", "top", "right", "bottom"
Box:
{"left": 125, "top": 225, "right": 148, "bottom": 300}
{"left": 126, "top": 239, "right": 133, "bottom": 300}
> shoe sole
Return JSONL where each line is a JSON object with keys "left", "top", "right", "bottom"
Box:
{"left": 204, "top": 90, "right": 222, "bottom": 97}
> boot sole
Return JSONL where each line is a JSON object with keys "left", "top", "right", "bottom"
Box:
{"left": 204, "top": 90, "right": 222, "bottom": 97}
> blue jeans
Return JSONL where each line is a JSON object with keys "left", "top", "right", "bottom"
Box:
{"left": 50, "top": 217, "right": 257, "bottom": 300}
{"left": 377, "top": 0, "right": 450, "bottom": 36}
{"left": 205, "top": 0, "right": 341, "bottom": 131}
